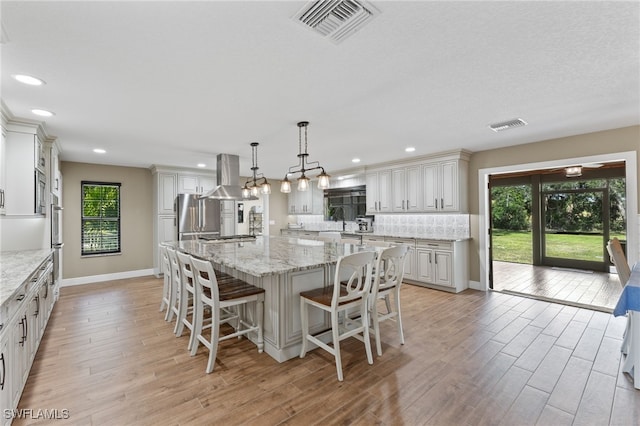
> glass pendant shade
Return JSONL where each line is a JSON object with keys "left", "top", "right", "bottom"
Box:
{"left": 251, "top": 185, "right": 259, "bottom": 197}
{"left": 297, "top": 175, "right": 309, "bottom": 191}
{"left": 242, "top": 186, "right": 250, "bottom": 199}
{"left": 262, "top": 182, "right": 271, "bottom": 195}
{"left": 280, "top": 178, "right": 291, "bottom": 193}
{"left": 317, "top": 172, "right": 330, "bottom": 189}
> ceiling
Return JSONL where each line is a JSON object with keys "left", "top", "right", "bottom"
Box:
{"left": 1, "top": 1, "right": 638, "bottom": 180}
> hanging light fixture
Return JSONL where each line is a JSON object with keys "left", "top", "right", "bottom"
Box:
{"left": 242, "top": 142, "right": 271, "bottom": 199}
{"left": 280, "top": 121, "right": 330, "bottom": 193}
{"left": 565, "top": 166, "right": 582, "bottom": 178}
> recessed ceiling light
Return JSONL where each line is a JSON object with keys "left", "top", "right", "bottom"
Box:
{"left": 13, "top": 74, "right": 45, "bottom": 86}
{"left": 197, "top": 163, "right": 206, "bottom": 168}
{"left": 337, "top": 176, "right": 345, "bottom": 180}
{"left": 31, "top": 109, "right": 54, "bottom": 117}
{"left": 93, "top": 148, "right": 106, "bottom": 154}
{"left": 352, "top": 158, "right": 361, "bottom": 163}
{"left": 405, "top": 147, "right": 416, "bottom": 153}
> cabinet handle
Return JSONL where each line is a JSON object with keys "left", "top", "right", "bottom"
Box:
{"left": 1, "top": 352, "right": 5, "bottom": 391}
{"left": 55, "top": 178, "right": 59, "bottom": 190}
{"left": 402, "top": 200, "right": 405, "bottom": 210}
{"left": 429, "top": 253, "right": 432, "bottom": 264}
{"left": 34, "top": 295, "right": 40, "bottom": 317}
{"left": 441, "top": 198, "right": 444, "bottom": 209}
{"left": 435, "top": 254, "right": 438, "bottom": 265}
{"left": 16, "top": 294, "right": 25, "bottom": 301}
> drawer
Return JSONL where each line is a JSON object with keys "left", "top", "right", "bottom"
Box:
{"left": 415, "top": 240, "right": 452, "bottom": 250}
{"left": 384, "top": 237, "right": 416, "bottom": 247}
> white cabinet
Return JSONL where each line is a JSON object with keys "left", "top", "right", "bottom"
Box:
{"left": 385, "top": 238, "right": 417, "bottom": 280}
{"left": 178, "top": 173, "right": 216, "bottom": 195}
{"left": 0, "top": 127, "right": 6, "bottom": 214}
{"left": 50, "top": 142, "right": 62, "bottom": 197}
{"left": 0, "top": 334, "right": 9, "bottom": 423}
{"left": 220, "top": 200, "right": 236, "bottom": 236}
{"left": 365, "top": 170, "right": 391, "bottom": 213}
{"left": 287, "top": 185, "right": 323, "bottom": 215}
{"left": 156, "top": 216, "right": 176, "bottom": 269}
{"left": 157, "top": 173, "right": 177, "bottom": 215}
{"left": 411, "top": 239, "right": 468, "bottom": 292}
{"left": 4, "top": 130, "right": 47, "bottom": 215}
{"left": 10, "top": 298, "right": 28, "bottom": 410}
{"left": 391, "top": 165, "right": 422, "bottom": 212}
{"left": 423, "top": 159, "right": 466, "bottom": 212}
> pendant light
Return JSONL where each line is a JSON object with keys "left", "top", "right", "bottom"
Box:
{"left": 242, "top": 142, "right": 271, "bottom": 199}
{"left": 280, "top": 121, "right": 330, "bottom": 193}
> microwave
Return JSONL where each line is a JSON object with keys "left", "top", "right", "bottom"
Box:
{"left": 35, "top": 169, "right": 46, "bottom": 215}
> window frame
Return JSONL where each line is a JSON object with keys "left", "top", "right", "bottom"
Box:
{"left": 81, "top": 181, "right": 122, "bottom": 256}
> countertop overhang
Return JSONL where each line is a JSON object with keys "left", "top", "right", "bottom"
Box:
{"left": 0, "top": 249, "right": 53, "bottom": 308}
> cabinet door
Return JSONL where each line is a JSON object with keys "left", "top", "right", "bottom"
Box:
{"left": 440, "top": 160, "right": 458, "bottom": 211}
{"left": 377, "top": 169, "right": 392, "bottom": 212}
{"left": 365, "top": 173, "right": 379, "bottom": 212}
{"left": 0, "top": 337, "right": 10, "bottom": 419}
{"left": 405, "top": 165, "right": 422, "bottom": 211}
{"left": 158, "top": 173, "right": 177, "bottom": 214}
{"left": 391, "top": 168, "right": 406, "bottom": 211}
{"left": 35, "top": 135, "right": 46, "bottom": 173}
{"left": 416, "top": 249, "right": 434, "bottom": 283}
{"left": 178, "top": 175, "right": 199, "bottom": 194}
{"left": 221, "top": 214, "right": 235, "bottom": 236}
{"left": 403, "top": 245, "right": 417, "bottom": 280}
{"left": 422, "top": 163, "right": 439, "bottom": 212}
{"left": 311, "top": 185, "right": 325, "bottom": 215}
{"left": 199, "top": 175, "right": 216, "bottom": 193}
{"left": 434, "top": 251, "right": 453, "bottom": 286}
{"left": 0, "top": 130, "right": 5, "bottom": 214}
{"left": 11, "top": 310, "right": 27, "bottom": 408}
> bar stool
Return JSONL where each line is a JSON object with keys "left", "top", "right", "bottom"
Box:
{"left": 159, "top": 244, "right": 171, "bottom": 316}
{"left": 175, "top": 251, "right": 198, "bottom": 351}
{"left": 369, "top": 244, "right": 410, "bottom": 356}
{"left": 165, "top": 246, "right": 181, "bottom": 323}
{"left": 299, "top": 250, "right": 377, "bottom": 381}
{"left": 189, "top": 256, "right": 265, "bottom": 374}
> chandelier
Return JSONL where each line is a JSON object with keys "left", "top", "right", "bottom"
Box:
{"left": 280, "top": 121, "right": 330, "bottom": 193}
{"left": 242, "top": 142, "right": 271, "bottom": 198}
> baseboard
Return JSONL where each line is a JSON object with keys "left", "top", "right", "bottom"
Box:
{"left": 61, "top": 268, "right": 155, "bottom": 287}
{"left": 468, "top": 280, "right": 484, "bottom": 291}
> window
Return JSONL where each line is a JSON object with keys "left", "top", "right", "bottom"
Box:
{"left": 81, "top": 181, "right": 121, "bottom": 255}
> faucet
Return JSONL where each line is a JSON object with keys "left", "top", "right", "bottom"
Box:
{"left": 333, "top": 206, "right": 347, "bottom": 232}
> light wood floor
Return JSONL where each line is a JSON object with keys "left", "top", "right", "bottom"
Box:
{"left": 493, "top": 261, "right": 624, "bottom": 312}
{"left": 14, "top": 276, "right": 640, "bottom": 425}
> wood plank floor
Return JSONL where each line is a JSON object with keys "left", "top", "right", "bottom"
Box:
{"left": 14, "top": 276, "right": 640, "bottom": 425}
{"left": 493, "top": 261, "right": 623, "bottom": 312}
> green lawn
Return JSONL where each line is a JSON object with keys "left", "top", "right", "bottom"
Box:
{"left": 492, "top": 229, "right": 626, "bottom": 264}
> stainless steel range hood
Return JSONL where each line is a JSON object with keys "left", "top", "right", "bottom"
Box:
{"left": 200, "top": 154, "right": 245, "bottom": 200}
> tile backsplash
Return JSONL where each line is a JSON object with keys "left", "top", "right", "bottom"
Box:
{"left": 374, "top": 214, "right": 470, "bottom": 239}
{"left": 290, "top": 214, "right": 470, "bottom": 239}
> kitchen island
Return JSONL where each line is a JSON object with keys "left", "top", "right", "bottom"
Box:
{"left": 172, "top": 236, "right": 370, "bottom": 362}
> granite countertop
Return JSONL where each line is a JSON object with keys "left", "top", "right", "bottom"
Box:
{"left": 0, "top": 249, "right": 53, "bottom": 308}
{"left": 173, "top": 236, "right": 373, "bottom": 278}
{"left": 281, "top": 228, "right": 470, "bottom": 242}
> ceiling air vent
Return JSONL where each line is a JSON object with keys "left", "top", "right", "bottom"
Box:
{"left": 293, "top": 0, "right": 380, "bottom": 44}
{"left": 489, "top": 118, "right": 528, "bottom": 132}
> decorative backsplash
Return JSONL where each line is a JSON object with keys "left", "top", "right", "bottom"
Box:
{"left": 374, "top": 214, "right": 470, "bottom": 238}
{"left": 290, "top": 213, "right": 470, "bottom": 239}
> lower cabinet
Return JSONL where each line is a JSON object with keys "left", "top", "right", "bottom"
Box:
{"left": 399, "top": 239, "right": 468, "bottom": 293}
{"left": 2, "top": 255, "right": 55, "bottom": 425}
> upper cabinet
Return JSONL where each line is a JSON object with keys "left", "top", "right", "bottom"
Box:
{"left": 391, "top": 164, "right": 422, "bottom": 212}
{"left": 365, "top": 149, "right": 470, "bottom": 214}
{"left": 177, "top": 173, "right": 216, "bottom": 195}
{"left": 4, "top": 123, "right": 48, "bottom": 216}
{"left": 423, "top": 159, "right": 467, "bottom": 212}
{"left": 287, "top": 184, "right": 323, "bottom": 215}
{"left": 365, "top": 169, "right": 391, "bottom": 213}
{"left": 0, "top": 126, "right": 6, "bottom": 214}
{"left": 49, "top": 141, "right": 62, "bottom": 197}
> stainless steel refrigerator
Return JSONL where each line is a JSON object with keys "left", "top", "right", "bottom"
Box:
{"left": 176, "top": 193, "right": 221, "bottom": 240}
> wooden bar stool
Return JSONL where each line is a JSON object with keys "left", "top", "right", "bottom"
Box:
{"left": 369, "top": 244, "right": 410, "bottom": 356}
{"left": 164, "top": 246, "right": 181, "bottom": 323}
{"left": 299, "top": 250, "right": 377, "bottom": 381}
{"left": 175, "top": 251, "right": 198, "bottom": 351}
{"left": 189, "top": 256, "right": 265, "bottom": 374}
{"left": 159, "top": 244, "right": 171, "bottom": 316}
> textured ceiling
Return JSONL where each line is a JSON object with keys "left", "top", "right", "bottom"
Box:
{"left": 1, "top": 1, "right": 638, "bottom": 179}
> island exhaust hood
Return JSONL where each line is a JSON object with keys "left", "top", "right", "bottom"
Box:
{"left": 200, "top": 153, "right": 247, "bottom": 200}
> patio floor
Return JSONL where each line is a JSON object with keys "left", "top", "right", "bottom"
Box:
{"left": 492, "top": 261, "right": 624, "bottom": 312}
